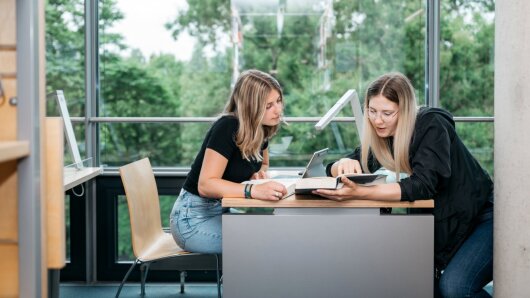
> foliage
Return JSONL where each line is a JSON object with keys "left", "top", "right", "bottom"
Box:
{"left": 45, "top": 0, "right": 86, "bottom": 116}
{"left": 99, "top": 57, "right": 183, "bottom": 166}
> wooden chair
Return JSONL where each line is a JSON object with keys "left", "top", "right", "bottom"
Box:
{"left": 117, "top": 158, "right": 221, "bottom": 297}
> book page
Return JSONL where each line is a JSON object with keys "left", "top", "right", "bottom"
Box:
{"left": 295, "top": 177, "right": 339, "bottom": 190}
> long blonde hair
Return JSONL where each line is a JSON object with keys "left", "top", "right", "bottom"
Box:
{"left": 361, "top": 72, "right": 417, "bottom": 177}
{"left": 223, "top": 69, "right": 283, "bottom": 161}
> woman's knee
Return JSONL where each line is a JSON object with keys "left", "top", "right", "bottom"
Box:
{"left": 438, "top": 275, "right": 468, "bottom": 298}
{"left": 438, "top": 273, "right": 489, "bottom": 298}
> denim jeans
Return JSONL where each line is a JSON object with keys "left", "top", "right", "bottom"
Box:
{"left": 437, "top": 208, "right": 493, "bottom": 298}
{"left": 169, "top": 189, "right": 228, "bottom": 254}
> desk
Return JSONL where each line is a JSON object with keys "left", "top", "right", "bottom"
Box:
{"left": 64, "top": 166, "right": 102, "bottom": 191}
{"left": 49, "top": 166, "right": 102, "bottom": 298}
{"left": 222, "top": 195, "right": 434, "bottom": 298}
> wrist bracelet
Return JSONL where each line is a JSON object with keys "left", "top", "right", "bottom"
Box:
{"left": 244, "top": 184, "right": 251, "bottom": 199}
{"left": 248, "top": 184, "right": 254, "bottom": 199}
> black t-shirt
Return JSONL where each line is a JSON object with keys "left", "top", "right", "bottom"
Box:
{"left": 183, "top": 116, "right": 267, "bottom": 197}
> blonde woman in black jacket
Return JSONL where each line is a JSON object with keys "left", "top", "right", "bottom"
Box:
{"left": 319, "top": 72, "right": 493, "bottom": 298}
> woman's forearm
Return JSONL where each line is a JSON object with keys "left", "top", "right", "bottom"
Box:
{"left": 358, "top": 183, "right": 402, "bottom": 201}
{"left": 198, "top": 178, "right": 245, "bottom": 199}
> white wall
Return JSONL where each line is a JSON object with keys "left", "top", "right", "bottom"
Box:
{"left": 494, "top": 1, "right": 530, "bottom": 296}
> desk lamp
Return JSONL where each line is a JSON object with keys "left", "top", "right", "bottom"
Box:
{"left": 314, "top": 89, "right": 364, "bottom": 139}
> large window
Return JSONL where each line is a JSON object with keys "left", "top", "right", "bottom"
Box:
{"left": 97, "top": 0, "right": 426, "bottom": 167}
{"left": 45, "top": 0, "right": 495, "bottom": 282}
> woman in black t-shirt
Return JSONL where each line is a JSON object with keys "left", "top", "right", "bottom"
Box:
{"left": 170, "top": 70, "right": 289, "bottom": 254}
{"left": 317, "top": 73, "right": 493, "bottom": 297}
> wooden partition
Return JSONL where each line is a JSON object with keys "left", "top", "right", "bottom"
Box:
{"left": 1, "top": 0, "right": 53, "bottom": 296}
{"left": 0, "top": 0, "right": 23, "bottom": 296}
{"left": 45, "top": 118, "right": 66, "bottom": 269}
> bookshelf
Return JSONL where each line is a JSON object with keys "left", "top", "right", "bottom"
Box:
{"left": 0, "top": 141, "right": 30, "bottom": 163}
{"left": 0, "top": 0, "right": 49, "bottom": 296}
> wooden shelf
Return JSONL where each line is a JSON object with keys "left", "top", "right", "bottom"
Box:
{"left": 0, "top": 141, "right": 29, "bottom": 163}
{"left": 0, "top": 45, "right": 17, "bottom": 51}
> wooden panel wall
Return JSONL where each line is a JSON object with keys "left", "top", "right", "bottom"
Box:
{"left": 0, "top": 0, "right": 19, "bottom": 296}
{"left": 45, "top": 118, "right": 65, "bottom": 269}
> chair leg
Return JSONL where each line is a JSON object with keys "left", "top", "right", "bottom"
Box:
{"left": 215, "top": 254, "right": 222, "bottom": 298}
{"left": 179, "top": 271, "right": 187, "bottom": 294}
{"left": 140, "top": 262, "right": 151, "bottom": 296}
{"left": 116, "top": 259, "right": 140, "bottom": 298}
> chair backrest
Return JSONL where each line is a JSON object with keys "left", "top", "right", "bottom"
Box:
{"left": 119, "top": 158, "right": 165, "bottom": 258}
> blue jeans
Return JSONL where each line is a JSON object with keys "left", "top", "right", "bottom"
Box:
{"left": 169, "top": 189, "right": 227, "bottom": 254}
{"left": 437, "top": 209, "right": 493, "bottom": 298}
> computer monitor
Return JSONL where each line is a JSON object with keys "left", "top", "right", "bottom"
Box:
{"left": 54, "top": 90, "right": 83, "bottom": 169}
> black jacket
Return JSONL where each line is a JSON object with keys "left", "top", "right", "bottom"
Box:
{"left": 328, "top": 107, "right": 493, "bottom": 268}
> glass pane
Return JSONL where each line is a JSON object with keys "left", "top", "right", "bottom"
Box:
{"left": 117, "top": 195, "right": 132, "bottom": 261}
{"left": 45, "top": 0, "right": 85, "bottom": 117}
{"left": 97, "top": 0, "right": 426, "bottom": 166}
{"left": 269, "top": 121, "right": 361, "bottom": 167}
{"left": 455, "top": 122, "right": 494, "bottom": 177}
{"left": 65, "top": 194, "right": 71, "bottom": 261}
{"left": 61, "top": 123, "right": 85, "bottom": 166}
{"left": 100, "top": 121, "right": 360, "bottom": 167}
{"left": 117, "top": 194, "right": 177, "bottom": 261}
{"left": 100, "top": 122, "right": 209, "bottom": 167}
{"left": 160, "top": 195, "right": 177, "bottom": 228}
{"left": 98, "top": 0, "right": 218, "bottom": 117}
{"left": 440, "top": 1, "right": 494, "bottom": 116}
{"left": 98, "top": 0, "right": 425, "bottom": 118}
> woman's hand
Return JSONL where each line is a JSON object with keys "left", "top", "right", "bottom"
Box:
{"left": 313, "top": 176, "right": 364, "bottom": 201}
{"left": 251, "top": 181, "right": 287, "bottom": 201}
{"left": 332, "top": 158, "right": 362, "bottom": 176}
{"left": 250, "top": 170, "right": 269, "bottom": 180}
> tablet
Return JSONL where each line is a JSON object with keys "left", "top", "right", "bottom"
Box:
{"left": 301, "top": 148, "right": 329, "bottom": 178}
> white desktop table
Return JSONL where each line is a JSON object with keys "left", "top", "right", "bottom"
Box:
{"left": 222, "top": 195, "right": 434, "bottom": 298}
{"left": 49, "top": 166, "right": 102, "bottom": 298}
{"left": 64, "top": 166, "right": 102, "bottom": 191}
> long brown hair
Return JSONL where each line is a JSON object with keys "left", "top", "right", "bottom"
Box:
{"left": 361, "top": 72, "right": 417, "bottom": 177}
{"left": 223, "top": 69, "right": 283, "bottom": 161}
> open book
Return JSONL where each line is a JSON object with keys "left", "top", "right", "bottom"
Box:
{"left": 294, "top": 174, "right": 387, "bottom": 194}
{"left": 242, "top": 174, "right": 386, "bottom": 198}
